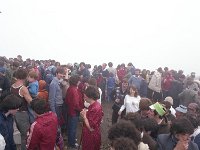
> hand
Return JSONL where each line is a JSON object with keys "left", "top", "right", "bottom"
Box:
{"left": 118, "top": 111, "right": 122, "bottom": 116}
{"left": 80, "top": 109, "right": 87, "bottom": 119}
{"left": 174, "top": 140, "right": 189, "bottom": 150}
{"left": 115, "top": 99, "right": 120, "bottom": 103}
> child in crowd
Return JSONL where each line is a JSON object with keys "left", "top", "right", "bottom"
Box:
{"left": 27, "top": 71, "right": 39, "bottom": 123}
{"left": 27, "top": 71, "right": 39, "bottom": 98}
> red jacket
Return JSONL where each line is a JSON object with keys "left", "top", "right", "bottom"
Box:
{"left": 65, "top": 85, "right": 83, "bottom": 117}
{"left": 26, "top": 112, "right": 58, "bottom": 150}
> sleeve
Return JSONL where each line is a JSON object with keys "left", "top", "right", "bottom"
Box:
{"left": 72, "top": 89, "right": 82, "bottom": 112}
{"left": 119, "top": 95, "right": 126, "bottom": 112}
{"left": 87, "top": 106, "right": 102, "bottom": 129}
{"left": 156, "top": 136, "right": 164, "bottom": 150}
{"left": 28, "top": 84, "right": 37, "bottom": 95}
{"left": 26, "top": 122, "right": 41, "bottom": 150}
{"left": 48, "top": 83, "right": 56, "bottom": 113}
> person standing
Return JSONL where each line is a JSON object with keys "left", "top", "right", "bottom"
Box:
{"left": 111, "top": 79, "right": 128, "bottom": 124}
{"left": 80, "top": 86, "right": 103, "bottom": 150}
{"left": 118, "top": 85, "right": 141, "bottom": 115}
{"left": 49, "top": 67, "right": 65, "bottom": 124}
{"left": 10, "top": 68, "right": 32, "bottom": 150}
{"left": 0, "top": 94, "right": 22, "bottom": 150}
{"left": 65, "top": 75, "right": 83, "bottom": 148}
{"left": 26, "top": 99, "right": 58, "bottom": 150}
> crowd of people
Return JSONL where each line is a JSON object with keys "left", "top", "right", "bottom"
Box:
{"left": 0, "top": 55, "right": 200, "bottom": 150}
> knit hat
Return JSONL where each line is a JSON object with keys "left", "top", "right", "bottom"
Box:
{"left": 149, "top": 102, "right": 166, "bottom": 116}
{"left": 164, "top": 96, "right": 173, "bottom": 105}
{"left": 175, "top": 105, "right": 187, "bottom": 113}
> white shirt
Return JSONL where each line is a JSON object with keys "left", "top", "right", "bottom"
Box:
{"left": 119, "top": 95, "right": 141, "bottom": 114}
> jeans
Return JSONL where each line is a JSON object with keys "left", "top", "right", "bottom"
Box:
{"left": 55, "top": 104, "right": 63, "bottom": 126}
{"left": 67, "top": 115, "right": 79, "bottom": 147}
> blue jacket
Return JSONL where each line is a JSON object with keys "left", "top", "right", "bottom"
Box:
{"left": 49, "top": 77, "right": 63, "bottom": 113}
{"left": 28, "top": 81, "right": 39, "bottom": 98}
{"left": 0, "top": 112, "right": 16, "bottom": 150}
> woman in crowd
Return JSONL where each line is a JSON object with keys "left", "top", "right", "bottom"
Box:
{"left": 118, "top": 85, "right": 141, "bottom": 116}
{"left": 80, "top": 86, "right": 103, "bottom": 150}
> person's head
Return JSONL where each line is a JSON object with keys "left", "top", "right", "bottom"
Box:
{"left": 27, "top": 71, "right": 38, "bottom": 82}
{"left": 142, "top": 118, "right": 158, "bottom": 137}
{"left": 186, "top": 77, "right": 194, "bottom": 85}
{"left": 0, "top": 94, "right": 22, "bottom": 114}
{"left": 121, "top": 79, "right": 129, "bottom": 89}
{"left": 139, "top": 98, "right": 152, "bottom": 118}
{"left": 161, "top": 101, "right": 171, "bottom": 114}
{"left": 38, "top": 80, "right": 46, "bottom": 91}
{"left": 108, "top": 62, "right": 113, "bottom": 67}
{"left": 69, "top": 75, "right": 80, "bottom": 86}
{"left": 124, "top": 112, "right": 143, "bottom": 131}
{"left": 170, "top": 118, "right": 194, "bottom": 141}
{"left": 84, "top": 86, "right": 100, "bottom": 103}
{"left": 175, "top": 105, "right": 187, "bottom": 119}
{"left": 56, "top": 67, "right": 66, "bottom": 80}
{"left": 187, "top": 103, "right": 199, "bottom": 116}
{"left": 15, "top": 68, "right": 28, "bottom": 80}
{"left": 148, "top": 102, "right": 167, "bottom": 119}
{"left": 12, "top": 61, "right": 20, "bottom": 69}
{"left": 79, "top": 62, "right": 86, "bottom": 70}
{"left": 110, "top": 137, "right": 137, "bottom": 150}
{"left": 108, "top": 120, "right": 141, "bottom": 146}
{"left": 127, "top": 85, "right": 138, "bottom": 97}
{"left": 88, "top": 78, "right": 97, "bottom": 87}
{"left": 134, "top": 69, "right": 140, "bottom": 77}
{"left": 30, "top": 99, "right": 49, "bottom": 115}
{"left": 164, "top": 96, "right": 173, "bottom": 106}
{"left": 102, "top": 63, "right": 107, "bottom": 70}
{"left": 186, "top": 114, "right": 199, "bottom": 129}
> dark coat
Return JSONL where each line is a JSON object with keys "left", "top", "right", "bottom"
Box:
{"left": 0, "top": 112, "right": 16, "bottom": 150}
{"left": 157, "top": 133, "right": 199, "bottom": 150}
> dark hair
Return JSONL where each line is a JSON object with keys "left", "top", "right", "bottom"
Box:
{"left": 127, "top": 85, "right": 138, "bottom": 97}
{"left": 139, "top": 98, "right": 152, "bottom": 111}
{"left": 56, "top": 67, "right": 65, "bottom": 75}
{"left": 111, "top": 137, "right": 137, "bottom": 150}
{"left": 0, "top": 94, "right": 22, "bottom": 112}
{"left": 88, "top": 78, "right": 97, "bottom": 87}
{"left": 142, "top": 118, "right": 158, "bottom": 133}
{"left": 108, "top": 120, "right": 141, "bottom": 145}
{"left": 170, "top": 118, "right": 194, "bottom": 135}
{"left": 15, "top": 68, "right": 28, "bottom": 80}
{"left": 186, "top": 114, "right": 199, "bottom": 129}
{"left": 79, "top": 62, "right": 86, "bottom": 67}
{"left": 84, "top": 86, "right": 99, "bottom": 100}
{"left": 108, "top": 62, "right": 113, "bottom": 67}
{"left": 124, "top": 112, "right": 143, "bottom": 131}
{"left": 31, "top": 99, "right": 49, "bottom": 115}
{"left": 69, "top": 75, "right": 80, "bottom": 86}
